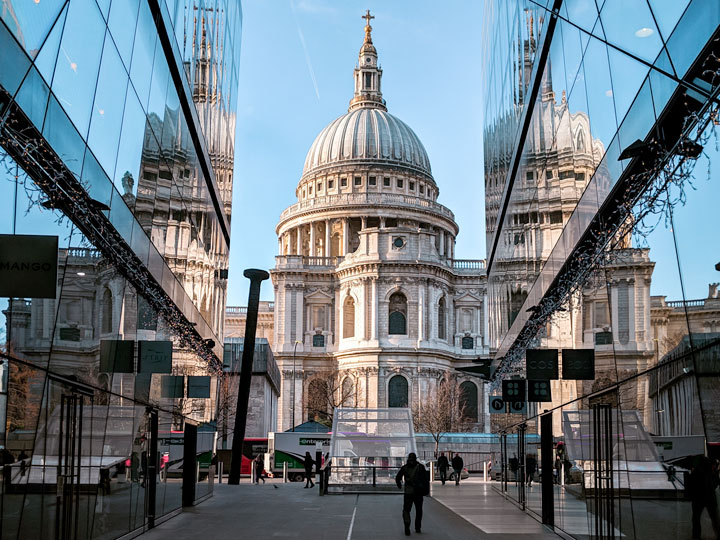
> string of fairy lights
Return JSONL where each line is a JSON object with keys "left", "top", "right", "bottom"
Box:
{"left": 0, "top": 102, "right": 222, "bottom": 374}
{"left": 489, "top": 60, "right": 720, "bottom": 389}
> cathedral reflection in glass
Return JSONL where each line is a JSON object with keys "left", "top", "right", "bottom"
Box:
{"left": 483, "top": 1, "right": 720, "bottom": 538}
{"left": 0, "top": 1, "right": 241, "bottom": 537}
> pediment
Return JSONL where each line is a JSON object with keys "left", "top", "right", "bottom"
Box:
{"left": 305, "top": 288, "right": 333, "bottom": 302}
{"left": 454, "top": 291, "right": 483, "bottom": 304}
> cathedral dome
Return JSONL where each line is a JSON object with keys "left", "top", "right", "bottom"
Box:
{"left": 302, "top": 108, "right": 432, "bottom": 180}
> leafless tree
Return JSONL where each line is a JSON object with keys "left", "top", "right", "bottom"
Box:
{"left": 216, "top": 372, "right": 238, "bottom": 449}
{"left": 306, "top": 368, "right": 356, "bottom": 427}
{"left": 412, "top": 373, "right": 471, "bottom": 456}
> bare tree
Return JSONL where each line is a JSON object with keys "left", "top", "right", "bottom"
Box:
{"left": 412, "top": 373, "right": 470, "bottom": 456}
{"left": 217, "top": 372, "right": 238, "bottom": 449}
{"left": 306, "top": 368, "right": 356, "bottom": 427}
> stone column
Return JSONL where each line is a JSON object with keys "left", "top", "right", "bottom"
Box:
{"left": 325, "top": 220, "right": 331, "bottom": 258}
{"left": 309, "top": 222, "right": 316, "bottom": 257}
{"left": 296, "top": 288, "right": 304, "bottom": 345}
{"left": 296, "top": 226, "right": 302, "bottom": 255}
{"left": 439, "top": 230, "right": 445, "bottom": 258}
{"left": 343, "top": 219, "right": 349, "bottom": 255}
{"left": 361, "top": 216, "right": 367, "bottom": 229}
{"left": 371, "top": 279, "right": 378, "bottom": 340}
{"left": 417, "top": 282, "right": 424, "bottom": 343}
{"left": 380, "top": 217, "right": 386, "bottom": 228}
{"left": 278, "top": 237, "right": 282, "bottom": 255}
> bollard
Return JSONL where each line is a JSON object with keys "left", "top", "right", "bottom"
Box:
{"left": 283, "top": 462, "right": 288, "bottom": 483}
{"left": 218, "top": 461, "right": 223, "bottom": 484}
{"left": 483, "top": 461, "right": 487, "bottom": 482}
{"left": 372, "top": 466, "right": 376, "bottom": 487}
{"left": 429, "top": 461, "right": 435, "bottom": 482}
{"left": 319, "top": 469, "right": 324, "bottom": 496}
{"left": 560, "top": 464, "right": 564, "bottom": 487}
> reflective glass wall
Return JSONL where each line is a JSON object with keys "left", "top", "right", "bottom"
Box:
{"left": 0, "top": 0, "right": 240, "bottom": 537}
{"left": 483, "top": 1, "right": 720, "bottom": 538}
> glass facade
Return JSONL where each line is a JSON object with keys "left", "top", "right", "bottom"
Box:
{"left": 483, "top": 1, "right": 720, "bottom": 538}
{"left": 0, "top": 0, "right": 241, "bottom": 537}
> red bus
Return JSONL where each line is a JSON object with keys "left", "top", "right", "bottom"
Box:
{"left": 240, "top": 437, "right": 269, "bottom": 476}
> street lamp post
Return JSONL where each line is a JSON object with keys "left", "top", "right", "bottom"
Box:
{"left": 292, "top": 340, "right": 302, "bottom": 432}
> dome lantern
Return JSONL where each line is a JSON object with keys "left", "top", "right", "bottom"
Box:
{"left": 349, "top": 10, "right": 386, "bottom": 112}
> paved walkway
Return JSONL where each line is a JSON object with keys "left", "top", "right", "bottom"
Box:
{"left": 141, "top": 477, "right": 560, "bottom": 540}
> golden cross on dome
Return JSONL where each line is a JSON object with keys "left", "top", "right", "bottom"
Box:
{"left": 362, "top": 10, "right": 374, "bottom": 26}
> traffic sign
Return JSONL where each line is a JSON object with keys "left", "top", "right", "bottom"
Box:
{"left": 489, "top": 397, "right": 505, "bottom": 414}
{"left": 526, "top": 349, "right": 559, "bottom": 380}
{"left": 502, "top": 379, "right": 526, "bottom": 403}
{"left": 528, "top": 380, "right": 552, "bottom": 402}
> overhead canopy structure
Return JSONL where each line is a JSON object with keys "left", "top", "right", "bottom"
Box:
{"left": 329, "top": 408, "right": 417, "bottom": 488}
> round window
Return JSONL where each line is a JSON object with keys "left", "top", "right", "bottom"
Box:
{"left": 393, "top": 237, "right": 405, "bottom": 248}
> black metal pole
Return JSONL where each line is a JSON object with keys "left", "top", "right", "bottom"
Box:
{"left": 229, "top": 269, "right": 269, "bottom": 485}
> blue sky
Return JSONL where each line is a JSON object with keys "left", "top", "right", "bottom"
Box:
{"left": 226, "top": 0, "right": 720, "bottom": 306}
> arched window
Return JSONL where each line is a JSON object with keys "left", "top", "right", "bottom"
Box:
{"left": 343, "top": 296, "right": 355, "bottom": 338}
{"left": 307, "top": 379, "right": 328, "bottom": 422}
{"left": 576, "top": 129, "right": 585, "bottom": 152}
{"left": 438, "top": 297, "right": 446, "bottom": 340}
{"left": 388, "top": 375, "right": 408, "bottom": 408}
{"left": 388, "top": 292, "right": 407, "bottom": 335}
{"left": 102, "top": 288, "right": 113, "bottom": 334}
{"left": 460, "top": 381, "right": 478, "bottom": 421}
{"left": 342, "top": 377, "right": 355, "bottom": 407}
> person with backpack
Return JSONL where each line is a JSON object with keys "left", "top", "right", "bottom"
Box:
{"left": 437, "top": 452, "right": 450, "bottom": 485}
{"left": 451, "top": 453, "right": 464, "bottom": 485}
{"left": 395, "top": 452, "right": 428, "bottom": 536}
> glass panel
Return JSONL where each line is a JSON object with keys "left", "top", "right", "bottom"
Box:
{"left": 129, "top": 0, "right": 158, "bottom": 111}
{"left": 51, "top": 0, "right": 105, "bottom": 138}
{"left": 108, "top": 0, "right": 140, "bottom": 71}
{"left": 0, "top": 0, "right": 65, "bottom": 58}
{"left": 88, "top": 36, "right": 129, "bottom": 179}
{"left": 599, "top": 0, "right": 664, "bottom": 64}
{"left": 33, "top": 4, "right": 68, "bottom": 85}
{"left": 14, "top": 66, "right": 50, "bottom": 129}
{"left": 0, "top": 21, "right": 31, "bottom": 97}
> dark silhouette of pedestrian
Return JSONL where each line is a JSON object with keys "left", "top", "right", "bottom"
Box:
{"left": 303, "top": 451, "right": 315, "bottom": 488}
{"left": 437, "top": 452, "right": 449, "bottom": 485}
{"left": 254, "top": 454, "right": 265, "bottom": 484}
{"left": 509, "top": 454, "right": 519, "bottom": 481}
{"left": 688, "top": 455, "right": 720, "bottom": 539}
{"left": 553, "top": 456, "right": 561, "bottom": 484}
{"left": 526, "top": 454, "right": 537, "bottom": 487}
{"left": 451, "top": 453, "right": 464, "bottom": 485}
{"left": 17, "top": 450, "right": 28, "bottom": 477}
{"left": 396, "top": 452, "right": 427, "bottom": 535}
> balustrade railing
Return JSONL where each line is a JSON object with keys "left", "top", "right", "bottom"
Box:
{"left": 451, "top": 259, "right": 487, "bottom": 270}
{"left": 666, "top": 299, "right": 706, "bottom": 308}
{"left": 279, "top": 193, "right": 455, "bottom": 221}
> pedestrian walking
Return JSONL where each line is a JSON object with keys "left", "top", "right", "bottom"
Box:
{"left": 395, "top": 452, "right": 428, "bottom": 536}
{"left": 451, "top": 453, "right": 464, "bottom": 485}
{"left": 688, "top": 455, "right": 720, "bottom": 539}
{"left": 526, "top": 454, "right": 537, "bottom": 487}
{"left": 303, "top": 451, "right": 315, "bottom": 488}
{"left": 254, "top": 454, "right": 266, "bottom": 484}
{"left": 437, "top": 452, "right": 449, "bottom": 485}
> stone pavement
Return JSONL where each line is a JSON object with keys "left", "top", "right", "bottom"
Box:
{"left": 141, "top": 477, "right": 560, "bottom": 539}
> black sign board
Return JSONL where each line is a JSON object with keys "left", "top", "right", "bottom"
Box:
{"left": 508, "top": 401, "right": 527, "bottom": 414}
{"left": 138, "top": 341, "right": 173, "bottom": 373}
{"left": 0, "top": 234, "right": 58, "bottom": 298}
{"left": 528, "top": 380, "right": 552, "bottom": 402}
{"left": 562, "top": 349, "right": 595, "bottom": 380}
{"left": 187, "top": 376, "right": 211, "bottom": 398}
{"left": 502, "top": 379, "right": 526, "bottom": 403}
{"left": 100, "top": 340, "right": 135, "bottom": 373}
{"left": 595, "top": 331, "right": 613, "bottom": 345}
{"left": 526, "top": 349, "right": 559, "bottom": 380}
{"left": 489, "top": 396, "right": 505, "bottom": 414}
{"left": 161, "top": 375, "right": 184, "bottom": 398}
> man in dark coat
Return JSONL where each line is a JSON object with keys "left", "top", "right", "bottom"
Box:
{"left": 526, "top": 454, "right": 537, "bottom": 487}
{"left": 396, "top": 453, "right": 427, "bottom": 536}
{"left": 437, "top": 452, "right": 450, "bottom": 486}
{"left": 303, "top": 451, "right": 315, "bottom": 488}
{"left": 451, "top": 453, "right": 464, "bottom": 485}
{"left": 688, "top": 455, "right": 720, "bottom": 539}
